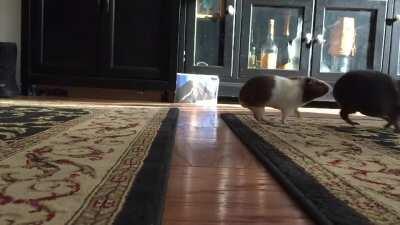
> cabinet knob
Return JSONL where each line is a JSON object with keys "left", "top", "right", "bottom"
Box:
{"left": 304, "top": 33, "right": 313, "bottom": 45}
{"left": 227, "top": 5, "right": 235, "bottom": 16}
{"left": 315, "top": 34, "right": 325, "bottom": 45}
{"left": 387, "top": 15, "right": 400, "bottom": 25}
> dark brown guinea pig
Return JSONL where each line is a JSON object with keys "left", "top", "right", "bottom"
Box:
{"left": 239, "top": 75, "right": 330, "bottom": 124}
{"left": 333, "top": 70, "right": 400, "bottom": 132}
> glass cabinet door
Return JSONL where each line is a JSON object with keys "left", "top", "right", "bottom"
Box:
{"left": 389, "top": 1, "right": 400, "bottom": 77}
{"left": 239, "top": 0, "right": 314, "bottom": 78}
{"left": 312, "top": 0, "right": 387, "bottom": 82}
{"left": 185, "top": 0, "right": 235, "bottom": 78}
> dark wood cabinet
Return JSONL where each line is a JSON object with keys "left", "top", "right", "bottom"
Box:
{"left": 22, "top": 0, "right": 180, "bottom": 94}
{"left": 102, "top": 0, "right": 171, "bottom": 79}
{"left": 180, "top": 0, "right": 393, "bottom": 98}
{"left": 30, "top": 0, "right": 100, "bottom": 74}
{"left": 389, "top": 0, "right": 400, "bottom": 77}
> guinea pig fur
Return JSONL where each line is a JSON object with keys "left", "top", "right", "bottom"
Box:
{"left": 239, "top": 75, "right": 331, "bottom": 124}
{"left": 333, "top": 70, "right": 400, "bottom": 132}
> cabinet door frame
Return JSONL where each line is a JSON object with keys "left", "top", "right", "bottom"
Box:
{"left": 237, "top": 0, "right": 314, "bottom": 80}
{"left": 389, "top": 0, "right": 400, "bottom": 77}
{"left": 101, "top": 0, "right": 174, "bottom": 80}
{"left": 311, "top": 0, "right": 387, "bottom": 83}
{"left": 184, "top": 0, "right": 236, "bottom": 78}
{"left": 28, "top": 0, "right": 101, "bottom": 75}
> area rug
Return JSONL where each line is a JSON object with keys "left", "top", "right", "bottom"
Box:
{"left": 0, "top": 104, "right": 178, "bottom": 225}
{"left": 221, "top": 112, "right": 400, "bottom": 225}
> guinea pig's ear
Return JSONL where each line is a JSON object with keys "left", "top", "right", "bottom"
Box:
{"left": 304, "top": 78, "right": 313, "bottom": 85}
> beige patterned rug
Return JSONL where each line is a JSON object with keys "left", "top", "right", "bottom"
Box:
{"left": 0, "top": 103, "right": 178, "bottom": 225}
{"left": 222, "top": 112, "right": 400, "bottom": 225}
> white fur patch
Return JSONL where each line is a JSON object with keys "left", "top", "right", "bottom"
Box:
{"left": 267, "top": 76, "right": 303, "bottom": 113}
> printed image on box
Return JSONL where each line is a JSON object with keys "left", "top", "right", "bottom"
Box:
{"left": 175, "top": 73, "right": 219, "bottom": 105}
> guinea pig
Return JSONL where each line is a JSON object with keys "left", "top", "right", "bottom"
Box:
{"left": 239, "top": 75, "right": 331, "bottom": 124}
{"left": 333, "top": 70, "right": 400, "bottom": 132}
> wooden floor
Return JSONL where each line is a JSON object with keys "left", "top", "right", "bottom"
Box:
{"left": 163, "top": 107, "right": 315, "bottom": 225}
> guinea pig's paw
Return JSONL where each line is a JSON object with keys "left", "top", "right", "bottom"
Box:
{"left": 345, "top": 120, "right": 359, "bottom": 126}
{"left": 294, "top": 109, "right": 302, "bottom": 119}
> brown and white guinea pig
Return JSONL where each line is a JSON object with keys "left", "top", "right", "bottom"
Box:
{"left": 239, "top": 75, "right": 330, "bottom": 124}
{"left": 333, "top": 70, "right": 400, "bottom": 132}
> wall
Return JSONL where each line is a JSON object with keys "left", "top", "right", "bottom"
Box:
{"left": 0, "top": 0, "right": 21, "bottom": 87}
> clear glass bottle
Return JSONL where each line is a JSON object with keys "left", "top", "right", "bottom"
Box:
{"left": 260, "top": 19, "right": 278, "bottom": 69}
{"left": 281, "top": 15, "right": 294, "bottom": 70}
{"left": 248, "top": 30, "right": 257, "bottom": 69}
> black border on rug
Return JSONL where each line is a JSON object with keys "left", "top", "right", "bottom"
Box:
{"left": 113, "top": 108, "right": 179, "bottom": 225}
{"left": 221, "top": 113, "right": 372, "bottom": 225}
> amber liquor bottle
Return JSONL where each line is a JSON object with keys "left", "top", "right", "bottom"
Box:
{"left": 260, "top": 19, "right": 278, "bottom": 69}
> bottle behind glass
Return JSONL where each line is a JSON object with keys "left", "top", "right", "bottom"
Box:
{"left": 260, "top": 19, "right": 278, "bottom": 69}
{"left": 281, "top": 15, "right": 296, "bottom": 70}
{"left": 248, "top": 30, "right": 257, "bottom": 69}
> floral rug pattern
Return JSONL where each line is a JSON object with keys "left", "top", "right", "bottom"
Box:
{"left": 0, "top": 105, "right": 169, "bottom": 225}
{"left": 0, "top": 106, "right": 90, "bottom": 141}
{"left": 224, "top": 113, "right": 400, "bottom": 225}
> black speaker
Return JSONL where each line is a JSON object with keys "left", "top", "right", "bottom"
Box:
{"left": 0, "top": 42, "right": 19, "bottom": 97}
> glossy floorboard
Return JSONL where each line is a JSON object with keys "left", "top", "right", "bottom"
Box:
{"left": 163, "top": 107, "right": 315, "bottom": 225}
